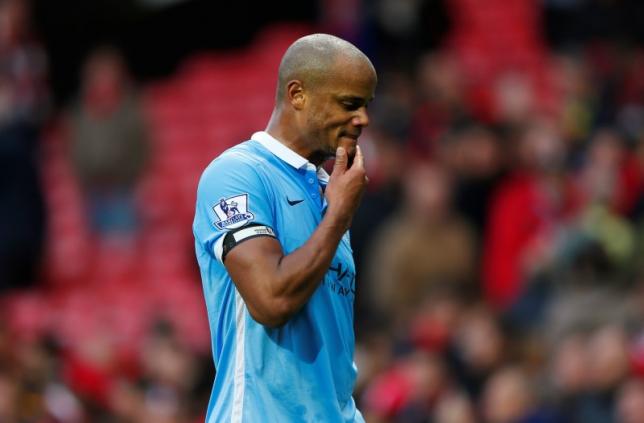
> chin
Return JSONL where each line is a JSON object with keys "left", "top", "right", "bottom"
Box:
{"left": 338, "top": 138, "right": 357, "bottom": 158}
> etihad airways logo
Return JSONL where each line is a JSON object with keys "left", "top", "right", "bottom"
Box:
{"left": 325, "top": 261, "right": 356, "bottom": 298}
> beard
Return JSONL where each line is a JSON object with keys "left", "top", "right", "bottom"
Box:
{"left": 306, "top": 120, "right": 358, "bottom": 166}
{"left": 313, "top": 138, "right": 356, "bottom": 167}
{"left": 308, "top": 149, "right": 333, "bottom": 167}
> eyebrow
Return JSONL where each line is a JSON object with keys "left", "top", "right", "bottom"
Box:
{"left": 337, "top": 95, "right": 374, "bottom": 104}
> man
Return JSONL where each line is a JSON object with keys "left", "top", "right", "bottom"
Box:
{"left": 193, "top": 34, "right": 377, "bottom": 422}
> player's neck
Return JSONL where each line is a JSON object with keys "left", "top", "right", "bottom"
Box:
{"left": 265, "top": 113, "right": 317, "bottom": 165}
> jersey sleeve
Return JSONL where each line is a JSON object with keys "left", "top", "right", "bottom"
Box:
{"left": 193, "top": 151, "right": 275, "bottom": 262}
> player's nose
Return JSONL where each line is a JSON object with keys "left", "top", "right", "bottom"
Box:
{"left": 351, "top": 107, "right": 369, "bottom": 128}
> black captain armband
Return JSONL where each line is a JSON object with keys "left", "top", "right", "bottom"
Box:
{"left": 221, "top": 223, "right": 276, "bottom": 262}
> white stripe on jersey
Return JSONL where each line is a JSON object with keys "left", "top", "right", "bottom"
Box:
{"left": 231, "top": 290, "right": 246, "bottom": 423}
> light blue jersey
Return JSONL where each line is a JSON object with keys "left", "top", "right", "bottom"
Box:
{"left": 193, "top": 131, "right": 364, "bottom": 423}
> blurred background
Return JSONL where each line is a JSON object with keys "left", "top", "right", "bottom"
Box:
{"left": 1, "top": 0, "right": 644, "bottom": 422}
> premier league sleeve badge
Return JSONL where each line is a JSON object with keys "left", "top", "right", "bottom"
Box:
{"left": 213, "top": 194, "right": 255, "bottom": 230}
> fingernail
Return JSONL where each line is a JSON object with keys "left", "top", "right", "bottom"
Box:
{"left": 337, "top": 147, "right": 345, "bottom": 155}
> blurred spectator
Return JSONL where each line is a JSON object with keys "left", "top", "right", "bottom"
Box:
{"left": 351, "top": 71, "right": 413, "bottom": 310}
{"left": 366, "top": 161, "right": 477, "bottom": 319}
{"left": 351, "top": 127, "right": 406, "bottom": 323}
{"left": 482, "top": 118, "right": 581, "bottom": 313}
{"left": 630, "top": 135, "right": 644, "bottom": 222}
{"left": 0, "top": 0, "right": 48, "bottom": 291}
{"left": 577, "top": 325, "right": 631, "bottom": 423}
{"left": 492, "top": 71, "right": 537, "bottom": 127}
{"left": 616, "top": 49, "right": 644, "bottom": 146}
{"left": 0, "top": 0, "right": 47, "bottom": 125}
{"left": 616, "top": 378, "right": 644, "bottom": 423}
{"left": 67, "top": 46, "right": 150, "bottom": 239}
{"left": 448, "top": 305, "right": 507, "bottom": 400}
{"left": 354, "top": 330, "right": 394, "bottom": 405}
{"left": 439, "top": 122, "right": 505, "bottom": 237}
{"left": 136, "top": 320, "right": 198, "bottom": 422}
{"left": 368, "top": 0, "right": 450, "bottom": 69}
{"left": 551, "top": 53, "right": 595, "bottom": 150}
{"left": 433, "top": 391, "right": 477, "bottom": 423}
{"left": 548, "top": 333, "right": 589, "bottom": 421}
{"left": 367, "top": 69, "right": 415, "bottom": 144}
{"left": 408, "top": 285, "right": 466, "bottom": 355}
{"left": 546, "top": 325, "right": 635, "bottom": 423}
{"left": 481, "top": 366, "right": 558, "bottom": 423}
{"left": 0, "top": 369, "right": 18, "bottom": 422}
{"left": 567, "top": 129, "right": 636, "bottom": 271}
{"left": 408, "top": 52, "right": 470, "bottom": 160}
{"left": 361, "top": 350, "right": 448, "bottom": 423}
{"left": 579, "top": 129, "right": 628, "bottom": 208}
{"left": 61, "top": 329, "right": 120, "bottom": 409}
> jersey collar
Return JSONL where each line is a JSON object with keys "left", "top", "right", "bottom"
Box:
{"left": 251, "top": 131, "right": 329, "bottom": 184}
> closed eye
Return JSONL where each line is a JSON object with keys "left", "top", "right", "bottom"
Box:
{"left": 342, "top": 101, "right": 360, "bottom": 112}
{"left": 341, "top": 101, "right": 362, "bottom": 111}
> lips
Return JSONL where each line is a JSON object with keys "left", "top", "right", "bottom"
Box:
{"left": 341, "top": 131, "right": 360, "bottom": 140}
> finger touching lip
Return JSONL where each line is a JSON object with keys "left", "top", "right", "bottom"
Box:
{"left": 340, "top": 128, "right": 361, "bottom": 139}
{"left": 341, "top": 133, "right": 360, "bottom": 140}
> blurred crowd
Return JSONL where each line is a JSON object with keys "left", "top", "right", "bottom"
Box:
{"left": 2, "top": 0, "right": 644, "bottom": 422}
{"left": 349, "top": 1, "right": 644, "bottom": 422}
{"left": 351, "top": 51, "right": 644, "bottom": 416}
{"left": 0, "top": 318, "right": 213, "bottom": 422}
{"left": 0, "top": 0, "right": 212, "bottom": 421}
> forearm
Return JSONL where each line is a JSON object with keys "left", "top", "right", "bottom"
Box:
{"left": 270, "top": 209, "right": 348, "bottom": 307}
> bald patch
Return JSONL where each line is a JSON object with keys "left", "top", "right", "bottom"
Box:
{"left": 276, "top": 33, "right": 374, "bottom": 103}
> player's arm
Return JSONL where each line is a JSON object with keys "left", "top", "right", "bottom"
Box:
{"left": 225, "top": 146, "right": 366, "bottom": 328}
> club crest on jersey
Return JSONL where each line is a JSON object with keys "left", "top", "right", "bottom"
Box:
{"left": 213, "top": 194, "right": 254, "bottom": 229}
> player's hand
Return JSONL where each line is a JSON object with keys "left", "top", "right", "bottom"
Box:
{"left": 325, "top": 145, "right": 368, "bottom": 230}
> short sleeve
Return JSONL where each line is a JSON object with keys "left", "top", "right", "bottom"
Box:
{"left": 193, "top": 150, "right": 275, "bottom": 262}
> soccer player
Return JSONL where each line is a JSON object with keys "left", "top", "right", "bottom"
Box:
{"left": 193, "top": 34, "right": 377, "bottom": 422}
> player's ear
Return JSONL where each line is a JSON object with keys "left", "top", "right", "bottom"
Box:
{"left": 286, "top": 80, "right": 305, "bottom": 110}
